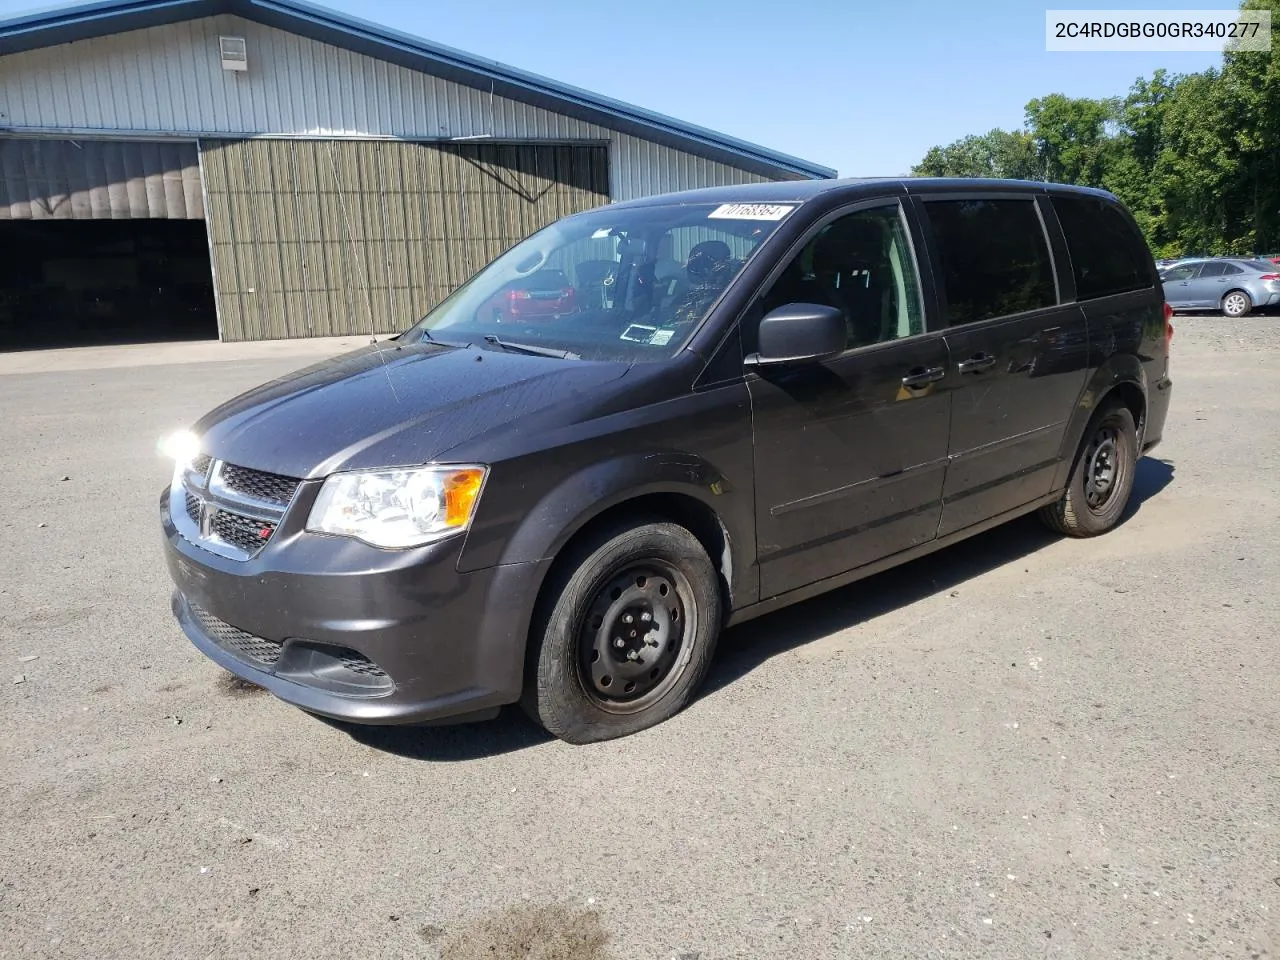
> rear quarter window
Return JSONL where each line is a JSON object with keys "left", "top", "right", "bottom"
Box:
{"left": 1052, "top": 196, "right": 1155, "bottom": 300}
{"left": 924, "top": 198, "right": 1057, "bottom": 326}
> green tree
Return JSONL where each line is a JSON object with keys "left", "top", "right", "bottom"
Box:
{"left": 1024, "top": 94, "right": 1119, "bottom": 186}
{"left": 912, "top": 129, "right": 1041, "bottom": 180}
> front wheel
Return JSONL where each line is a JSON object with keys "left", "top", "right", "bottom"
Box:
{"left": 1222, "top": 290, "right": 1252, "bottom": 318}
{"left": 1039, "top": 402, "right": 1138, "bottom": 537}
{"left": 523, "top": 521, "right": 721, "bottom": 744}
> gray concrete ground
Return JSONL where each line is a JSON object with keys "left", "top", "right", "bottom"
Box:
{"left": 1, "top": 318, "right": 1278, "bottom": 960}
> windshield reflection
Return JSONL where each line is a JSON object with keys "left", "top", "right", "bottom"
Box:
{"left": 406, "top": 202, "right": 796, "bottom": 362}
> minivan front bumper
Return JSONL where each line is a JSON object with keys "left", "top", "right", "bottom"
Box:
{"left": 161, "top": 487, "right": 549, "bottom": 725}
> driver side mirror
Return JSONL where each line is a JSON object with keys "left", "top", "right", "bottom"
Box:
{"left": 744, "top": 303, "right": 847, "bottom": 368}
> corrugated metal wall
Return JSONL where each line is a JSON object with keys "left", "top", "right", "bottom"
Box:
{"left": 199, "top": 139, "right": 608, "bottom": 341}
{"left": 0, "top": 14, "right": 772, "bottom": 201}
{"left": 0, "top": 137, "right": 203, "bottom": 219}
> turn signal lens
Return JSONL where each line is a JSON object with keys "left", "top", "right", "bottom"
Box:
{"left": 443, "top": 468, "right": 487, "bottom": 527}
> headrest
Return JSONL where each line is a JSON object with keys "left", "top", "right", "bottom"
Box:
{"left": 687, "top": 240, "right": 732, "bottom": 281}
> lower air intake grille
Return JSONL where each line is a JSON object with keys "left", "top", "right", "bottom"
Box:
{"left": 189, "top": 603, "right": 282, "bottom": 666}
{"left": 339, "top": 651, "right": 389, "bottom": 679}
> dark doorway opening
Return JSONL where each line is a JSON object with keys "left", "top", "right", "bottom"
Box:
{"left": 0, "top": 220, "right": 217, "bottom": 351}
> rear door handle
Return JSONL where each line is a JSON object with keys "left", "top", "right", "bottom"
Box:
{"left": 901, "top": 366, "right": 946, "bottom": 388}
{"left": 957, "top": 354, "right": 997, "bottom": 374}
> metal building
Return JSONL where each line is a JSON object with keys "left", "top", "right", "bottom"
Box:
{"left": 0, "top": 0, "right": 834, "bottom": 348}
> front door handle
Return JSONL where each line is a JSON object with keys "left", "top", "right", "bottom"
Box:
{"left": 957, "top": 354, "right": 997, "bottom": 374}
{"left": 901, "top": 366, "right": 946, "bottom": 388}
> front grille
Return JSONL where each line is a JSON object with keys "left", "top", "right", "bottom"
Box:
{"left": 210, "top": 509, "right": 276, "bottom": 551}
{"left": 339, "top": 651, "right": 389, "bottom": 679}
{"left": 189, "top": 603, "right": 282, "bottom": 666}
{"left": 219, "top": 463, "right": 301, "bottom": 506}
{"left": 184, "top": 492, "right": 201, "bottom": 526}
{"left": 191, "top": 453, "right": 212, "bottom": 477}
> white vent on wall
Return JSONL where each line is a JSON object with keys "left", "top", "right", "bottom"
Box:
{"left": 219, "top": 36, "right": 248, "bottom": 71}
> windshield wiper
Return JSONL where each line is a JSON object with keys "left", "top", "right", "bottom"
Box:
{"left": 481, "top": 335, "right": 579, "bottom": 360}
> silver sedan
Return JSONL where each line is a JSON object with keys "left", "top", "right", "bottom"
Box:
{"left": 1160, "top": 258, "right": 1280, "bottom": 317}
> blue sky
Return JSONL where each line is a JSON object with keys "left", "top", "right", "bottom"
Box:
{"left": 0, "top": 0, "right": 1228, "bottom": 175}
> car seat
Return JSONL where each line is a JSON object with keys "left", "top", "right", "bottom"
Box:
{"left": 806, "top": 219, "right": 893, "bottom": 348}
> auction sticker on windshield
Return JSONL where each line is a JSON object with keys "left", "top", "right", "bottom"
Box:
{"left": 708, "top": 203, "right": 796, "bottom": 221}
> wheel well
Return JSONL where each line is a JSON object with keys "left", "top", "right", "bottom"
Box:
{"left": 538, "top": 493, "right": 733, "bottom": 619}
{"left": 1105, "top": 381, "right": 1146, "bottom": 438}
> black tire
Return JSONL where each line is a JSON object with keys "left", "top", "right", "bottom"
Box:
{"left": 522, "top": 521, "right": 721, "bottom": 744}
{"left": 1039, "top": 402, "right": 1138, "bottom": 537}
{"left": 1221, "top": 289, "right": 1252, "bottom": 318}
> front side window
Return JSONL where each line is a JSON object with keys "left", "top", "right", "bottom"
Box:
{"left": 1052, "top": 196, "right": 1155, "bottom": 299}
{"left": 925, "top": 198, "right": 1057, "bottom": 325}
{"left": 1162, "top": 263, "right": 1201, "bottom": 281}
{"left": 757, "top": 204, "right": 925, "bottom": 350}
{"left": 405, "top": 202, "right": 793, "bottom": 362}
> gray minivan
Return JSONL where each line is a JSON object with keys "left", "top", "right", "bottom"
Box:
{"left": 162, "top": 178, "right": 1173, "bottom": 743}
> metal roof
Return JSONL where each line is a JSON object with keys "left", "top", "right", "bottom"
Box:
{"left": 0, "top": 0, "right": 837, "bottom": 181}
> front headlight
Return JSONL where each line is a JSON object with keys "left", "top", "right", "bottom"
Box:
{"left": 306, "top": 465, "right": 488, "bottom": 549}
{"left": 160, "top": 428, "right": 202, "bottom": 491}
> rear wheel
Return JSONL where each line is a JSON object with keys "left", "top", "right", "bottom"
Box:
{"left": 523, "top": 521, "right": 721, "bottom": 743}
{"left": 1039, "top": 402, "right": 1138, "bottom": 537}
{"left": 1221, "top": 289, "right": 1252, "bottom": 318}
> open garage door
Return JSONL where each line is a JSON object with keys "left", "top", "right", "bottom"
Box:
{"left": 0, "top": 137, "right": 215, "bottom": 350}
{"left": 198, "top": 140, "right": 610, "bottom": 342}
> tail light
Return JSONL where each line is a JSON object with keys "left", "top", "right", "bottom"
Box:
{"left": 507, "top": 289, "right": 531, "bottom": 301}
{"left": 1259, "top": 273, "right": 1280, "bottom": 281}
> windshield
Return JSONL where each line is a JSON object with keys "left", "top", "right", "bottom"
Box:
{"left": 405, "top": 201, "right": 796, "bottom": 361}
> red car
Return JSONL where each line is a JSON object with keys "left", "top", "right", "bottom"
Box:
{"left": 481, "top": 269, "right": 576, "bottom": 323}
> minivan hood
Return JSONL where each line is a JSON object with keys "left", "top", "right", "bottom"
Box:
{"left": 195, "top": 341, "right": 630, "bottom": 478}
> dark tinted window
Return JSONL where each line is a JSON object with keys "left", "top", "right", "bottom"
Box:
{"left": 758, "top": 204, "right": 925, "bottom": 350}
{"left": 925, "top": 199, "right": 1057, "bottom": 325}
{"left": 1199, "top": 262, "right": 1230, "bottom": 278}
{"left": 1052, "top": 196, "right": 1154, "bottom": 299}
{"left": 1221, "top": 263, "right": 1244, "bottom": 275}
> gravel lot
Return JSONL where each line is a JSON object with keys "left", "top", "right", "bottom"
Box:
{"left": 2, "top": 318, "right": 1278, "bottom": 959}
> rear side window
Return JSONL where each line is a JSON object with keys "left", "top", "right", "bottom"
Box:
{"left": 1052, "top": 196, "right": 1154, "bottom": 300}
{"left": 924, "top": 198, "right": 1057, "bottom": 325}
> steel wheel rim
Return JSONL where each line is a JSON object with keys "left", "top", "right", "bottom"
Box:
{"left": 577, "top": 560, "right": 696, "bottom": 714}
{"left": 1225, "top": 293, "right": 1248, "bottom": 316}
{"left": 1084, "top": 425, "right": 1123, "bottom": 511}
